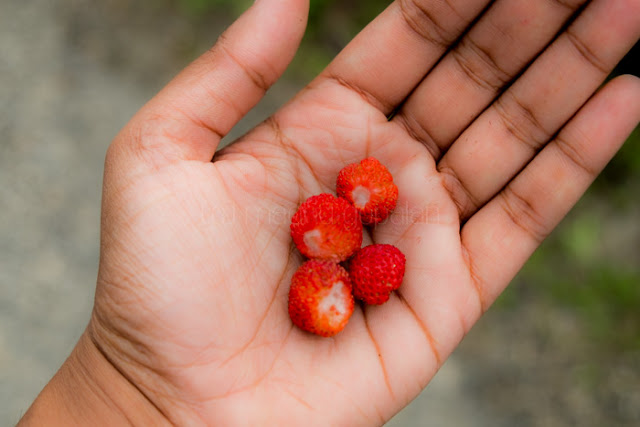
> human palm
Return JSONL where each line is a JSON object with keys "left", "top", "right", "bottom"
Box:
{"left": 88, "top": 0, "right": 640, "bottom": 425}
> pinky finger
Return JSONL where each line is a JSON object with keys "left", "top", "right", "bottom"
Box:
{"left": 461, "top": 75, "right": 640, "bottom": 310}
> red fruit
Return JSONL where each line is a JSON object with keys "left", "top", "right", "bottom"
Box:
{"left": 336, "top": 157, "right": 398, "bottom": 225}
{"left": 290, "top": 193, "right": 363, "bottom": 262}
{"left": 288, "top": 260, "right": 355, "bottom": 337}
{"left": 349, "top": 244, "right": 406, "bottom": 305}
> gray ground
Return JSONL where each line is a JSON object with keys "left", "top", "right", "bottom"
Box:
{"left": 1, "top": 1, "right": 638, "bottom": 426}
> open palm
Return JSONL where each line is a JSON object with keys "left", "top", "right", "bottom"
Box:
{"left": 88, "top": 0, "right": 640, "bottom": 424}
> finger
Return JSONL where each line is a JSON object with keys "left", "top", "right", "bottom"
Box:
{"left": 437, "top": 0, "right": 640, "bottom": 220}
{"left": 317, "top": 0, "right": 490, "bottom": 114}
{"left": 368, "top": 152, "right": 482, "bottom": 366}
{"left": 115, "top": 0, "right": 309, "bottom": 163}
{"left": 394, "top": 0, "right": 589, "bottom": 158}
{"left": 461, "top": 75, "right": 640, "bottom": 310}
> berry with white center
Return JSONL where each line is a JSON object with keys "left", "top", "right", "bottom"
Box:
{"left": 336, "top": 157, "right": 398, "bottom": 225}
{"left": 349, "top": 244, "right": 406, "bottom": 305}
{"left": 288, "top": 260, "right": 355, "bottom": 337}
{"left": 290, "top": 193, "right": 363, "bottom": 262}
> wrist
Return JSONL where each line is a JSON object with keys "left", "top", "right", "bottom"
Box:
{"left": 19, "top": 330, "right": 170, "bottom": 426}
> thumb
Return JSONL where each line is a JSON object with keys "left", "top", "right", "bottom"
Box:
{"left": 115, "top": 0, "right": 309, "bottom": 164}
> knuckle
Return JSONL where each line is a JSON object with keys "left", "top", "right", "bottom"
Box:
{"left": 494, "top": 92, "right": 551, "bottom": 153}
{"left": 439, "top": 166, "right": 479, "bottom": 220}
{"left": 398, "top": 0, "right": 460, "bottom": 48}
{"left": 555, "top": 134, "right": 599, "bottom": 177}
{"left": 565, "top": 29, "right": 609, "bottom": 74}
{"left": 452, "top": 36, "right": 511, "bottom": 92}
{"left": 395, "top": 112, "right": 443, "bottom": 160}
{"left": 499, "top": 186, "right": 549, "bottom": 242}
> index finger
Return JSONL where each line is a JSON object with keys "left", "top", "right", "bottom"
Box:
{"left": 318, "top": 0, "right": 490, "bottom": 114}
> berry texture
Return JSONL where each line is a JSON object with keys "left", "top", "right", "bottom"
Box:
{"left": 290, "top": 193, "right": 363, "bottom": 262}
{"left": 349, "top": 244, "right": 406, "bottom": 305}
{"left": 288, "top": 260, "right": 355, "bottom": 337}
{"left": 336, "top": 157, "right": 398, "bottom": 225}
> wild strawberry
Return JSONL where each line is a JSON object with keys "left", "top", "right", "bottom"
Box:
{"left": 336, "top": 157, "right": 398, "bottom": 225}
{"left": 349, "top": 244, "right": 406, "bottom": 305}
{"left": 288, "top": 260, "right": 355, "bottom": 337}
{"left": 290, "top": 193, "right": 363, "bottom": 262}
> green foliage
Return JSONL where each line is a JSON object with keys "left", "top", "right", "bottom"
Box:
{"left": 177, "top": 0, "right": 250, "bottom": 15}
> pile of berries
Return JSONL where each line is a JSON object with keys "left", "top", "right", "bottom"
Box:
{"left": 288, "top": 158, "right": 406, "bottom": 337}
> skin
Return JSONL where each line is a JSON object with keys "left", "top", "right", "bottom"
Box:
{"left": 19, "top": 0, "right": 640, "bottom": 425}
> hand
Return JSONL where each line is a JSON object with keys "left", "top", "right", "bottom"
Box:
{"left": 21, "top": 0, "right": 640, "bottom": 425}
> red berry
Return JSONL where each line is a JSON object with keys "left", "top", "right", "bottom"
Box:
{"left": 349, "top": 244, "right": 406, "bottom": 305}
{"left": 336, "top": 157, "right": 398, "bottom": 225}
{"left": 288, "top": 260, "right": 355, "bottom": 337}
{"left": 290, "top": 193, "right": 363, "bottom": 262}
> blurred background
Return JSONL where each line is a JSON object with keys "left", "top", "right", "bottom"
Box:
{"left": 1, "top": 0, "right": 638, "bottom": 425}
